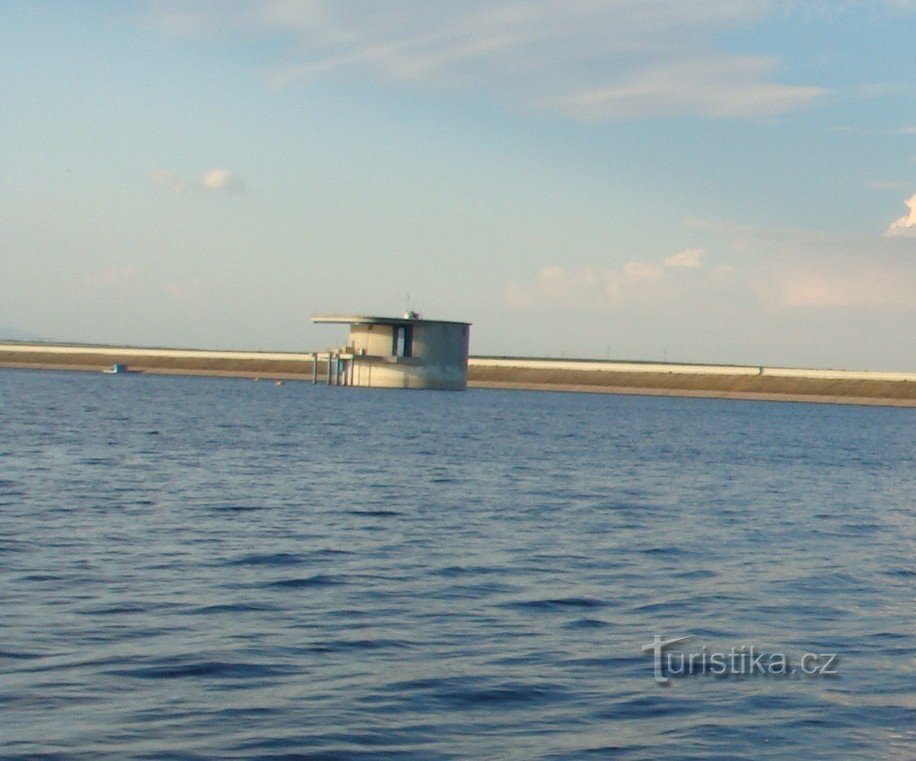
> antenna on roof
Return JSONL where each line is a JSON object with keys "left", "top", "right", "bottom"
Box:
{"left": 403, "top": 294, "right": 419, "bottom": 320}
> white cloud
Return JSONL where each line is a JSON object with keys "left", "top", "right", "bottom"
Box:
{"left": 885, "top": 193, "right": 916, "bottom": 237}
{"left": 146, "top": 1, "right": 825, "bottom": 121}
{"left": 200, "top": 167, "right": 244, "bottom": 192}
{"left": 665, "top": 247, "right": 705, "bottom": 268}
{"left": 149, "top": 167, "right": 244, "bottom": 194}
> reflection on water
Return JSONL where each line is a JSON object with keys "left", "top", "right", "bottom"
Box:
{"left": 0, "top": 369, "right": 913, "bottom": 759}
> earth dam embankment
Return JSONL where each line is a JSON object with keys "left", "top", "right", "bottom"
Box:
{"left": 1, "top": 343, "right": 913, "bottom": 407}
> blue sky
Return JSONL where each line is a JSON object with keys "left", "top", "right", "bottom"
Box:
{"left": 1, "top": 1, "right": 914, "bottom": 369}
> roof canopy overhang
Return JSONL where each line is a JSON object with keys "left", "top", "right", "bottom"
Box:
{"left": 312, "top": 314, "right": 470, "bottom": 327}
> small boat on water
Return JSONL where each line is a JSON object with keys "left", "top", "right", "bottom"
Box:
{"left": 102, "top": 363, "right": 130, "bottom": 374}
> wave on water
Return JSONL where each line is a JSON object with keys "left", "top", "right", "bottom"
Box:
{"left": 1, "top": 371, "right": 912, "bottom": 759}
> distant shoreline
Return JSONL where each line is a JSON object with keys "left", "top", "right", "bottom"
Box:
{"left": 1, "top": 343, "right": 914, "bottom": 408}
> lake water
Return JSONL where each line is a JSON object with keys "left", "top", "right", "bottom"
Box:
{"left": 1, "top": 369, "right": 913, "bottom": 760}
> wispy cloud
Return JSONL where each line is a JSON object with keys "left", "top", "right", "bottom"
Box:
{"left": 81, "top": 266, "right": 138, "bottom": 287}
{"left": 853, "top": 83, "right": 905, "bottom": 98}
{"left": 506, "top": 247, "right": 716, "bottom": 312}
{"left": 885, "top": 193, "right": 916, "bottom": 237}
{"left": 507, "top": 221, "right": 915, "bottom": 316}
{"left": 540, "top": 57, "right": 821, "bottom": 120}
{"left": 665, "top": 247, "right": 705, "bottom": 268}
{"left": 723, "top": 224, "right": 914, "bottom": 308}
{"left": 145, "top": 0, "right": 826, "bottom": 121}
{"left": 506, "top": 262, "right": 659, "bottom": 312}
{"left": 866, "top": 180, "right": 908, "bottom": 191}
{"left": 73, "top": 266, "right": 144, "bottom": 302}
{"left": 754, "top": 268, "right": 910, "bottom": 309}
{"left": 149, "top": 167, "right": 245, "bottom": 193}
{"left": 148, "top": 169, "right": 189, "bottom": 194}
{"left": 164, "top": 278, "right": 207, "bottom": 303}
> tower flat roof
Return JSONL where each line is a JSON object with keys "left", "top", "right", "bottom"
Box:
{"left": 312, "top": 314, "right": 471, "bottom": 327}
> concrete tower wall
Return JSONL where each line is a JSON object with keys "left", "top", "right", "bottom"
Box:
{"left": 347, "top": 322, "right": 469, "bottom": 390}
{"left": 407, "top": 322, "right": 469, "bottom": 390}
{"left": 349, "top": 324, "right": 395, "bottom": 356}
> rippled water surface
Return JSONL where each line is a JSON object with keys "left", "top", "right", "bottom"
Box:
{"left": 1, "top": 369, "right": 913, "bottom": 759}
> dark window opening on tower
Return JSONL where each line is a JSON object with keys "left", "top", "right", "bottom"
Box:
{"left": 393, "top": 325, "right": 413, "bottom": 358}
